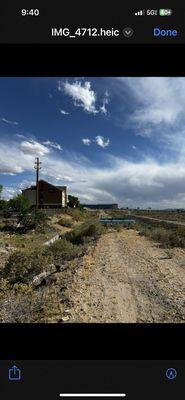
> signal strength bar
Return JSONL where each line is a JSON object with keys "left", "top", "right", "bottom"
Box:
{"left": 135, "top": 9, "right": 145, "bottom": 16}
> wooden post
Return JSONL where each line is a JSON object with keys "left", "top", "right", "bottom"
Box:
{"left": 34, "top": 157, "right": 41, "bottom": 209}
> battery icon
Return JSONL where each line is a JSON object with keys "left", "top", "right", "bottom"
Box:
{"left": 159, "top": 9, "right": 173, "bottom": 16}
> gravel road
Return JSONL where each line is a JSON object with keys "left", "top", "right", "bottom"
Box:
{"left": 69, "top": 229, "right": 185, "bottom": 323}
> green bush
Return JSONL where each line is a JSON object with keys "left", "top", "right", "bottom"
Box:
{"left": 66, "top": 220, "right": 105, "bottom": 245}
{"left": 65, "top": 208, "right": 87, "bottom": 221}
{"left": 19, "top": 210, "right": 48, "bottom": 232}
{"left": 2, "top": 249, "right": 53, "bottom": 284}
{"left": 58, "top": 218, "right": 73, "bottom": 228}
{"left": 0, "top": 199, "right": 7, "bottom": 210}
{"left": 8, "top": 194, "right": 30, "bottom": 212}
{"left": 46, "top": 238, "right": 81, "bottom": 262}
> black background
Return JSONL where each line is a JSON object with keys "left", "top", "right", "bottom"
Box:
{"left": 0, "top": 1, "right": 184, "bottom": 44}
{"left": 0, "top": 360, "right": 184, "bottom": 399}
{"left": 0, "top": 42, "right": 184, "bottom": 361}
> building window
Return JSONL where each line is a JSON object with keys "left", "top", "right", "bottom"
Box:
{"left": 48, "top": 188, "right": 56, "bottom": 193}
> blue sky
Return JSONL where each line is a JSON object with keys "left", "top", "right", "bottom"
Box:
{"left": 1, "top": 77, "right": 185, "bottom": 208}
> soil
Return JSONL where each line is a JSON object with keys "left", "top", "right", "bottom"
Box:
{"left": 68, "top": 229, "right": 185, "bottom": 323}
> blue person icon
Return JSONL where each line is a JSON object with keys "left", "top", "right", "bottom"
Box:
{"left": 9, "top": 365, "right": 21, "bottom": 381}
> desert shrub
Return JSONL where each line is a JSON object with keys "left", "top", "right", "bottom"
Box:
{"left": 66, "top": 220, "right": 105, "bottom": 245}
{"left": 13, "top": 282, "right": 32, "bottom": 293}
{"left": 0, "top": 277, "right": 10, "bottom": 293}
{"left": 149, "top": 227, "right": 171, "bottom": 245}
{"left": 58, "top": 218, "right": 73, "bottom": 228}
{"left": 0, "top": 199, "right": 7, "bottom": 210}
{"left": 113, "top": 224, "right": 122, "bottom": 232}
{"left": 0, "top": 285, "right": 61, "bottom": 323}
{"left": 18, "top": 210, "right": 48, "bottom": 233}
{"left": 2, "top": 249, "right": 53, "bottom": 284}
{"left": 2, "top": 209, "right": 12, "bottom": 218}
{"left": 65, "top": 208, "right": 87, "bottom": 221}
{"left": 45, "top": 238, "right": 81, "bottom": 262}
{"left": 135, "top": 220, "right": 185, "bottom": 248}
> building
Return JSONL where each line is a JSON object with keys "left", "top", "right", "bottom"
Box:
{"left": 82, "top": 204, "right": 118, "bottom": 210}
{"left": 22, "top": 180, "right": 67, "bottom": 208}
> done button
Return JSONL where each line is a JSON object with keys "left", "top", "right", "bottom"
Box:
{"left": 153, "top": 27, "right": 178, "bottom": 37}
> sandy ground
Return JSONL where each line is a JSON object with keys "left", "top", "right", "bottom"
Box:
{"left": 69, "top": 229, "right": 185, "bottom": 323}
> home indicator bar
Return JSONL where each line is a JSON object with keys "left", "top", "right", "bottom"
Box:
{"left": 59, "top": 395, "right": 126, "bottom": 398}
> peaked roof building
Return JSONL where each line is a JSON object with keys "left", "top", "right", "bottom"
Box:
{"left": 22, "top": 180, "right": 67, "bottom": 208}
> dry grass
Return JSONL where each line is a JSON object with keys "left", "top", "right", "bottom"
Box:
{"left": 134, "top": 220, "right": 185, "bottom": 248}
{"left": 0, "top": 209, "right": 104, "bottom": 322}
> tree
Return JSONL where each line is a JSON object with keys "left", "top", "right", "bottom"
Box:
{"left": 0, "top": 186, "right": 8, "bottom": 212}
{"left": 67, "top": 195, "right": 80, "bottom": 208}
{"left": 8, "top": 194, "right": 30, "bottom": 213}
{"left": 0, "top": 184, "right": 3, "bottom": 198}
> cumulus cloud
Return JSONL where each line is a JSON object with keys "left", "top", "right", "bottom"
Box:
{"left": 60, "top": 109, "right": 70, "bottom": 115}
{"left": 95, "top": 136, "right": 110, "bottom": 148}
{"left": 1, "top": 117, "right": 19, "bottom": 126}
{"left": 59, "top": 80, "right": 98, "bottom": 114}
{"left": 82, "top": 138, "right": 91, "bottom": 146}
{"left": 43, "top": 140, "right": 62, "bottom": 151}
{"left": 59, "top": 80, "right": 110, "bottom": 116}
{"left": 82, "top": 136, "right": 110, "bottom": 148}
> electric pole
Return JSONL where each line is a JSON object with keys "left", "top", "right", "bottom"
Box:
{"left": 34, "top": 157, "right": 42, "bottom": 209}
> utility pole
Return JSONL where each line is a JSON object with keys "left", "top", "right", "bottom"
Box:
{"left": 34, "top": 157, "right": 42, "bottom": 209}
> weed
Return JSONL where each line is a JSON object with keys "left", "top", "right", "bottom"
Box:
{"left": 66, "top": 220, "right": 105, "bottom": 245}
{"left": 57, "top": 218, "right": 73, "bottom": 228}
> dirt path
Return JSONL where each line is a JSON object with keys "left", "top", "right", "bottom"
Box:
{"left": 134, "top": 215, "right": 185, "bottom": 226}
{"left": 69, "top": 229, "right": 185, "bottom": 323}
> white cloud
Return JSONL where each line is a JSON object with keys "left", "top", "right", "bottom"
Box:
{"left": 60, "top": 109, "right": 70, "bottom": 115}
{"left": 132, "top": 145, "right": 137, "bottom": 149}
{"left": 43, "top": 140, "right": 62, "bottom": 151}
{"left": 20, "top": 140, "right": 50, "bottom": 156}
{"left": 1, "top": 186, "right": 20, "bottom": 200}
{"left": 60, "top": 80, "right": 98, "bottom": 114}
{"left": 82, "top": 138, "right": 91, "bottom": 146}
{"left": 100, "top": 91, "right": 109, "bottom": 115}
{"left": 120, "top": 77, "right": 184, "bottom": 126}
{"left": 1, "top": 117, "right": 19, "bottom": 126}
{"left": 95, "top": 136, "right": 110, "bottom": 148}
{"left": 2, "top": 136, "right": 185, "bottom": 208}
{"left": 114, "top": 77, "right": 185, "bottom": 158}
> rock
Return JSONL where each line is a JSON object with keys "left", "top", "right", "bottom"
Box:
{"left": 32, "top": 271, "right": 49, "bottom": 287}
{"left": 61, "top": 316, "right": 70, "bottom": 322}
